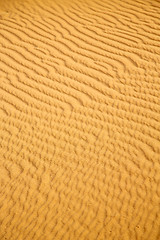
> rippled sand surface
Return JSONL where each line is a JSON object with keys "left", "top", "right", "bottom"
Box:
{"left": 0, "top": 0, "right": 160, "bottom": 239}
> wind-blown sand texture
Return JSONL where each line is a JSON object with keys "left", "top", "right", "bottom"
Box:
{"left": 0, "top": 0, "right": 160, "bottom": 239}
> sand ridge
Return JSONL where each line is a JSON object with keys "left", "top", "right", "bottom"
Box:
{"left": 0, "top": 0, "right": 160, "bottom": 239}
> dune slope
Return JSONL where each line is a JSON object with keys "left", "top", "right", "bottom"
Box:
{"left": 0, "top": 0, "right": 160, "bottom": 239}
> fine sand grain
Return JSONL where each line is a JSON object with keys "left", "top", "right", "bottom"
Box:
{"left": 0, "top": 0, "right": 160, "bottom": 239}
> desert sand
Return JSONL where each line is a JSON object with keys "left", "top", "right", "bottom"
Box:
{"left": 0, "top": 0, "right": 160, "bottom": 239}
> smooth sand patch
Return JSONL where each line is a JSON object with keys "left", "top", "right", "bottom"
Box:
{"left": 0, "top": 0, "right": 160, "bottom": 239}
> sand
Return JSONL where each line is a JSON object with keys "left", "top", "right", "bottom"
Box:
{"left": 0, "top": 0, "right": 160, "bottom": 239}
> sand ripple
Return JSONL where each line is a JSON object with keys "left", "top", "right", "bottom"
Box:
{"left": 0, "top": 0, "right": 160, "bottom": 239}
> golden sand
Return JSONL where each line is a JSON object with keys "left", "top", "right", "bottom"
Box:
{"left": 0, "top": 0, "right": 160, "bottom": 239}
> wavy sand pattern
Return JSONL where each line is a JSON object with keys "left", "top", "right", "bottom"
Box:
{"left": 0, "top": 0, "right": 160, "bottom": 239}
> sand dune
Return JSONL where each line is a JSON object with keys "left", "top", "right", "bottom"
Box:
{"left": 0, "top": 0, "right": 160, "bottom": 239}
